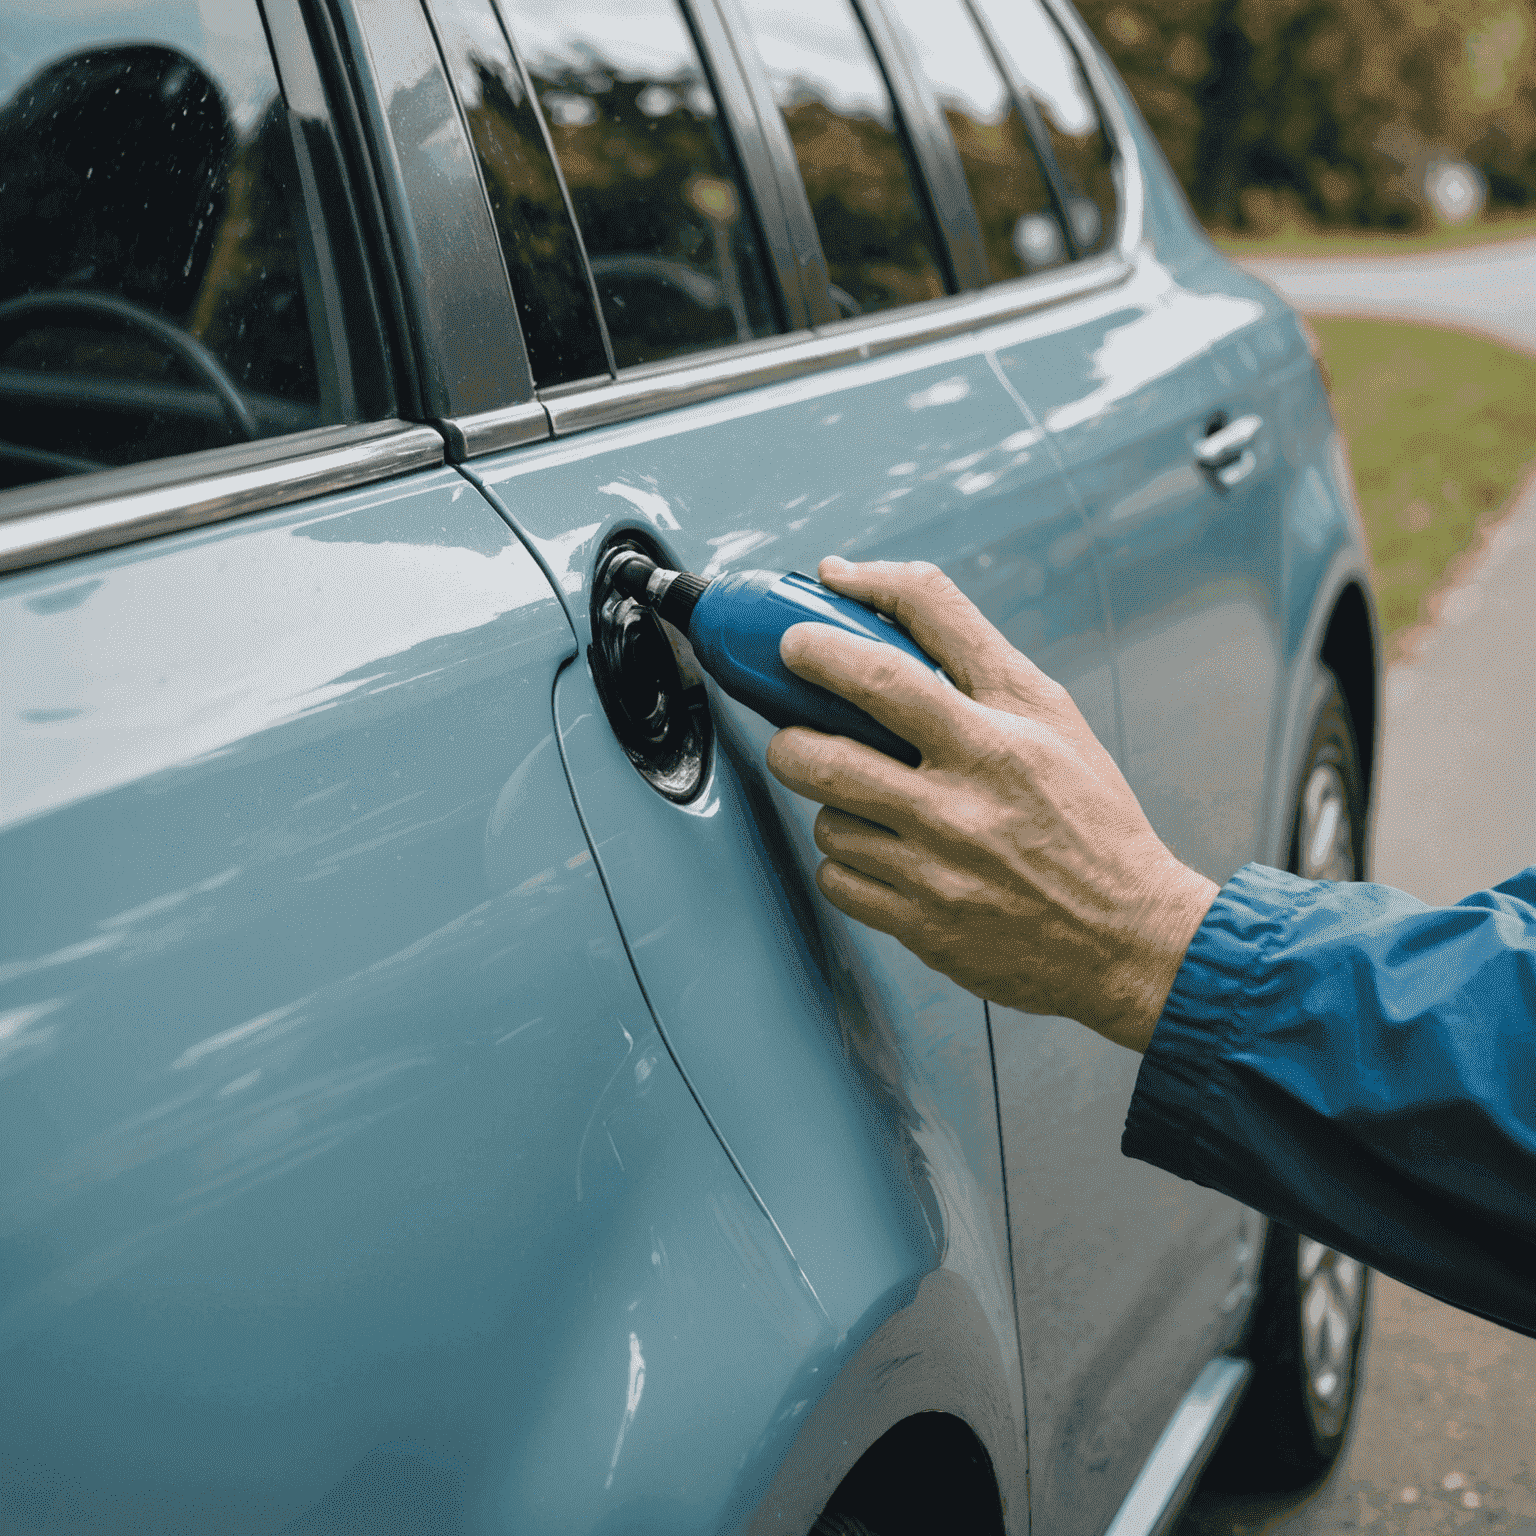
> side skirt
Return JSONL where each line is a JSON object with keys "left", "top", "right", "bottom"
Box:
{"left": 1102, "top": 1357, "right": 1253, "bottom": 1536}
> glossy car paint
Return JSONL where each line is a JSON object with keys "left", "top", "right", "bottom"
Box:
{"left": 0, "top": 473, "right": 837, "bottom": 1532}
{"left": 981, "top": 254, "right": 1291, "bottom": 1536}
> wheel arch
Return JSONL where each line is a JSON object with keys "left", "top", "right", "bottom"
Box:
{"left": 1319, "top": 581, "right": 1380, "bottom": 825}
{"left": 812, "top": 1412, "right": 1006, "bottom": 1536}
{"left": 741, "top": 1267, "right": 1025, "bottom": 1536}
{"left": 1264, "top": 553, "right": 1383, "bottom": 876}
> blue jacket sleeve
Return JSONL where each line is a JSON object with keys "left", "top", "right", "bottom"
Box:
{"left": 1122, "top": 863, "right": 1536, "bottom": 1338}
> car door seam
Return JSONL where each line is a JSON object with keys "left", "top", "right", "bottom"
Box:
{"left": 546, "top": 652, "right": 833, "bottom": 1326}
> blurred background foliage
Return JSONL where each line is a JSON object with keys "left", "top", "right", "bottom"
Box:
{"left": 1077, "top": 0, "right": 1536, "bottom": 232}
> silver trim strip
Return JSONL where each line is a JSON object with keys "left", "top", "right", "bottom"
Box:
{"left": 434, "top": 400, "right": 551, "bottom": 461}
{"left": 1101, "top": 1356, "right": 1251, "bottom": 1536}
{"left": 542, "top": 253, "right": 1131, "bottom": 439}
{"left": 0, "top": 420, "right": 444, "bottom": 575}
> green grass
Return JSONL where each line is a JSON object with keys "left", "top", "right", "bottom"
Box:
{"left": 1212, "top": 212, "right": 1536, "bottom": 261}
{"left": 1311, "top": 317, "right": 1536, "bottom": 652}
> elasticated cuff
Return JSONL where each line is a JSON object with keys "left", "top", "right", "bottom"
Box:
{"left": 1122, "top": 863, "right": 1321, "bottom": 1181}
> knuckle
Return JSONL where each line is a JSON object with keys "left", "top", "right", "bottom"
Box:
{"left": 812, "top": 807, "right": 840, "bottom": 850}
{"left": 804, "top": 748, "right": 844, "bottom": 799}
{"left": 1038, "top": 674, "right": 1071, "bottom": 710}
{"left": 929, "top": 864, "right": 983, "bottom": 906}
{"left": 864, "top": 651, "right": 906, "bottom": 694}
{"left": 765, "top": 730, "right": 802, "bottom": 776}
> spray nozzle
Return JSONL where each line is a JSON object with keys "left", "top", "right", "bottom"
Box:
{"left": 605, "top": 550, "right": 711, "bottom": 633}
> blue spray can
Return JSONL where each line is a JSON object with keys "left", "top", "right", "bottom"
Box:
{"left": 609, "top": 553, "right": 946, "bottom": 766}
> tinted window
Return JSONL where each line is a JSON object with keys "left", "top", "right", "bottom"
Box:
{"left": 736, "top": 0, "right": 947, "bottom": 317}
{"left": 433, "top": 0, "right": 610, "bottom": 385}
{"left": 496, "top": 0, "right": 779, "bottom": 371}
{"left": 0, "top": 2, "right": 360, "bottom": 494}
{"left": 885, "top": 0, "right": 1065, "bottom": 281}
{"left": 971, "top": 0, "right": 1117, "bottom": 257}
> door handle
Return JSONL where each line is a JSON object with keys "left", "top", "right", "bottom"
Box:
{"left": 1195, "top": 413, "right": 1263, "bottom": 489}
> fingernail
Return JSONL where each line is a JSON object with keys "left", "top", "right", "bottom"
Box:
{"left": 822, "top": 555, "right": 852, "bottom": 572}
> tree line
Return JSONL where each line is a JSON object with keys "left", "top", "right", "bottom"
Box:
{"left": 1074, "top": 0, "right": 1536, "bottom": 230}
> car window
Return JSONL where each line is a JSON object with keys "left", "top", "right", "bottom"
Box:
{"left": 495, "top": 0, "right": 780, "bottom": 372}
{"left": 0, "top": 0, "right": 367, "bottom": 495}
{"left": 884, "top": 0, "right": 1067, "bottom": 281}
{"left": 733, "top": 0, "right": 948, "bottom": 317}
{"left": 970, "top": 0, "right": 1117, "bottom": 257}
{"left": 432, "top": 0, "right": 611, "bottom": 386}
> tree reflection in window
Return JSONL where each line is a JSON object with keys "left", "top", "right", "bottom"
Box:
{"left": 497, "top": 0, "right": 779, "bottom": 371}
{"left": 736, "top": 0, "right": 948, "bottom": 316}
{"left": 886, "top": 0, "right": 1066, "bottom": 283}
{"left": 431, "top": 0, "right": 611, "bottom": 385}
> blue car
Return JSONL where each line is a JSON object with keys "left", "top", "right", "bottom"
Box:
{"left": 0, "top": 0, "right": 1379, "bottom": 1530}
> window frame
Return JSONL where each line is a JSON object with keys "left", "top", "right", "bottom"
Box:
{"left": 451, "top": 0, "right": 804, "bottom": 390}
{"left": 486, "top": 0, "right": 1145, "bottom": 442}
{"left": 0, "top": 0, "right": 452, "bottom": 575}
{"left": 330, "top": 0, "right": 534, "bottom": 419}
{"left": 962, "top": 0, "right": 1126, "bottom": 263}
{"left": 0, "top": 0, "right": 1146, "bottom": 579}
{"left": 855, "top": 0, "right": 989, "bottom": 293}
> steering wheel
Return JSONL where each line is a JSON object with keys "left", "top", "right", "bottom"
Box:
{"left": 0, "top": 289, "right": 260, "bottom": 445}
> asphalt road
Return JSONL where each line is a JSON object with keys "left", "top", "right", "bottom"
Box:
{"left": 1243, "top": 236, "right": 1536, "bottom": 352}
{"left": 1172, "top": 245, "right": 1536, "bottom": 1535}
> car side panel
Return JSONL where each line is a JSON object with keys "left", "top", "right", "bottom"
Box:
{"left": 0, "top": 473, "right": 830, "bottom": 1534}
{"left": 464, "top": 332, "right": 1121, "bottom": 1526}
{"left": 977, "top": 246, "right": 1273, "bottom": 1536}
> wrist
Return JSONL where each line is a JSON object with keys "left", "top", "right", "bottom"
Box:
{"left": 1098, "top": 859, "right": 1220, "bottom": 1054}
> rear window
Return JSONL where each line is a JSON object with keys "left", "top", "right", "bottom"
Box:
{"left": 734, "top": 0, "right": 949, "bottom": 317}
{"left": 496, "top": 0, "right": 782, "bottom": 372}
{"left": 971, "top": 0, "right": 1118, "bottom": 257}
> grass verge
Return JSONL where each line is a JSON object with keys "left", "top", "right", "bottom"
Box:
{"left": 1213, "top": 212, "right": 1536, "bottom": 261}
{"left": 1311, "top": 317, "right": 1536, "bottom": 655}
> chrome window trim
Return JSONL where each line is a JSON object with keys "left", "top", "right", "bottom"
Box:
{"left": 434, "top": 400, "right": 551, "bottom": 461}
{"left": 535, "top": 249, "right": 1131, "bottom": 438}
{"left": 0, "top": 421, "right": 444, "bottom": 575}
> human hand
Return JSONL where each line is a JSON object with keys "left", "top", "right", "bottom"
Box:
{"left": 765, "top": 557, "right": 1218, "bottom": 1054}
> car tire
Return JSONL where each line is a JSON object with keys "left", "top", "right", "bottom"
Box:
{"left": 1200, "top": 667, "right": 1372, "bottom": 1494}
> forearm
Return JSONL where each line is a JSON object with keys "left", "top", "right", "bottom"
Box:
{"left": 1123, "top": 864, "right": 1536, "bottom": 1339}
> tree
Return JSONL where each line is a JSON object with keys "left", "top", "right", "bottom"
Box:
{"left": 1073, "top": 0, "right": 1536, "bottom": 229}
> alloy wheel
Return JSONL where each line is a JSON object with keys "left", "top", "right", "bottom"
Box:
{"left": 1298, "top": 763, "right": 1355, "bottom": 882}
{"left": 1297, "top": 1238, "right": 1366, "bottom": 1441}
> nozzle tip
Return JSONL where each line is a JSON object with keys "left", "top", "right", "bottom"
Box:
{"left": 608, "top": 550, "right": 658, "bottom": 601}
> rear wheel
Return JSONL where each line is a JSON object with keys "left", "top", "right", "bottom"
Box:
{"left": 1202, "top": 668, "right": 1372, "bottom": 1493}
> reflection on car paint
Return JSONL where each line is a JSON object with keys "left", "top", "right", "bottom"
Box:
{"left": 0, "top": 472, "right": 841, "bottom": 1530}
{"left": 2, "top": 475, "right": 549, "bottom": 829}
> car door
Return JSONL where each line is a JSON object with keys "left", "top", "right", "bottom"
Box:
{"left": 0, "top": 5, "right": 834, "bottom": 1532}
{"left": 876, "top": 3, "right": 1266, "bottom": 1533}
{"left": 420, "top": 0, "right": 1123, "bottom": 1516}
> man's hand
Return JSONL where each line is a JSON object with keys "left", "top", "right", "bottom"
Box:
{"left": 765, "top": 557, "right": 1218, "bottom": 1054}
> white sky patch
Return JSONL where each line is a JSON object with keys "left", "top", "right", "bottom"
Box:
{"left": 906, "top": 376, "right": 971, "bottom": 412}
{"left": 598, "top": 481, "right": 682, "bottom": 531}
